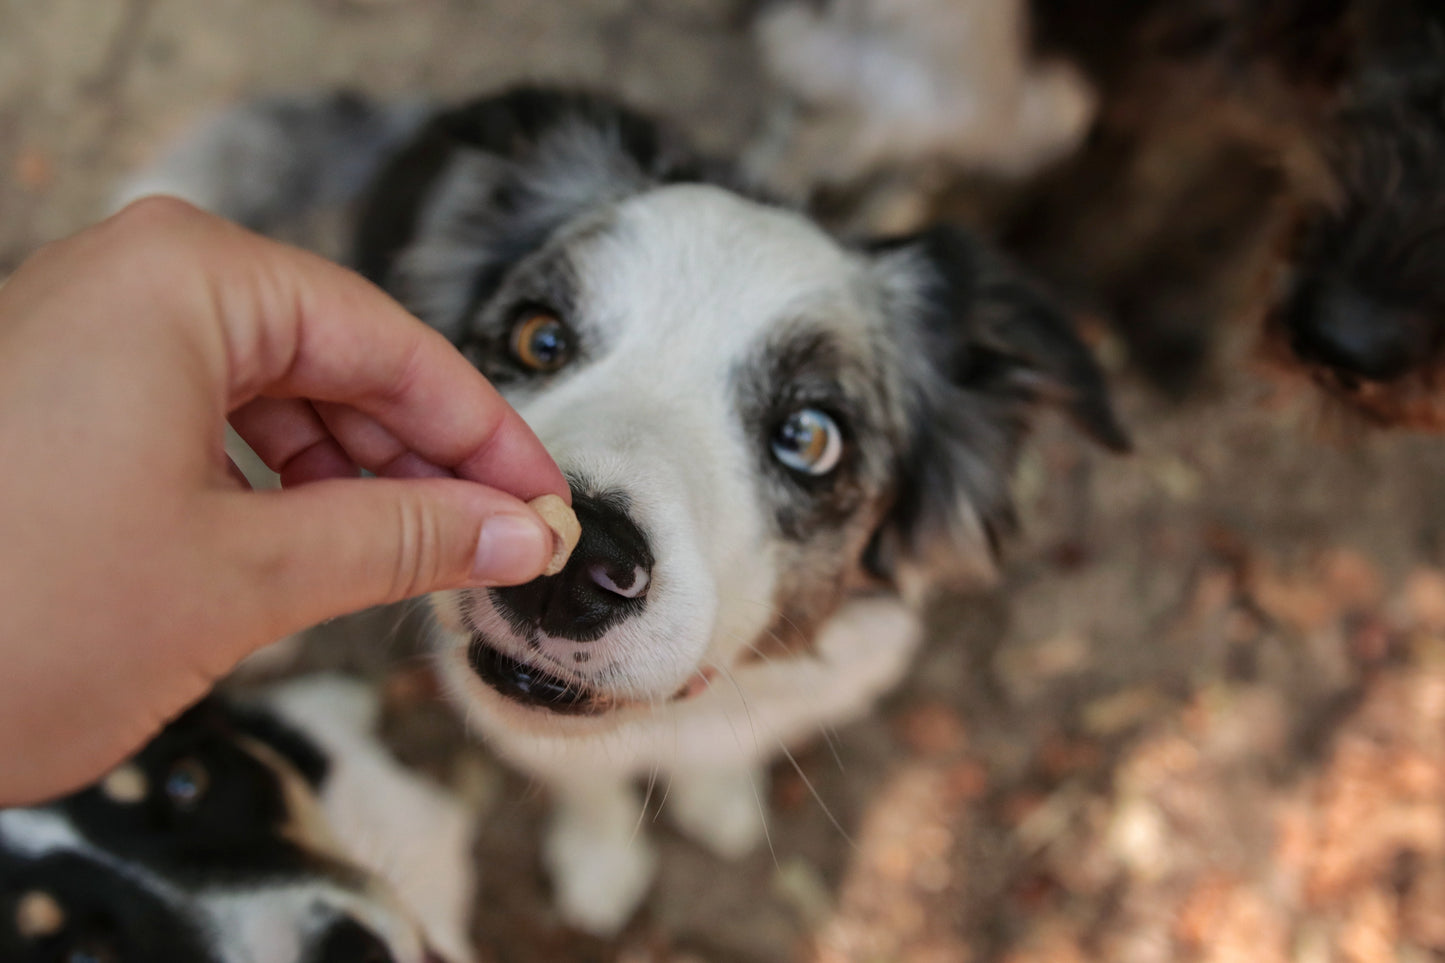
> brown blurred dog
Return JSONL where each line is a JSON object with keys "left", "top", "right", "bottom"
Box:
{"left": 999, "top": 0, "right": 1445, "bottom": 420}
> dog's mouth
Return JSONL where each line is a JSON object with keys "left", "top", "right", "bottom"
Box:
{"left": 466, "top": 637, "right": 605, "bottom": 716}
{"left": 464, "top": 634, "right": 717, "bottom": 716}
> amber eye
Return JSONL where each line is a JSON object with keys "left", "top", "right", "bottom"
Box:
{"left": 164, "top": 758, "right": 210, "bottom": 810}
{"left": 509, "top": 312, "right": 573, "bottom": 372}
{"left": 771, "top": 408, "right": 844, "bottom": 476}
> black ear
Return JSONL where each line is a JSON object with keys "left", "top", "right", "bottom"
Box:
{"left": 868, "top": 224, "right": 1129, "bottom": 589}
{"left": 352, "top": 86, "right": 732, "bottom": 340}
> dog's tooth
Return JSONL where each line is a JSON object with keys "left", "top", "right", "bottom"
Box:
{"left": 16, "top": 890, "right": 65, "bottom": 940}
{"left": 529, "top": 494, "right": 581, "bottom": 576}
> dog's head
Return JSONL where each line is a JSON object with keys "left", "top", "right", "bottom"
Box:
{"left": 0, "top": 697, "right": 443, "bottom": 963}
{"left": 358, "top": 87, "right": 1127, "bottom": 731}
{"left": 1268, "top": 51, "right": 1445, "bottom": 428}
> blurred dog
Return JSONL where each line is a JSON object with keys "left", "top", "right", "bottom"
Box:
{"left": 987, "top": 0, "right": 1345, "bottom": 395}
{"left": 0, "top": 676, "right": 475, "bottom": 963}
{"left": 1264, "top": 2, "right": 1445, "bottom": 428}
{"left": 122, "top": 84, "right": 1126, "bottom": 933}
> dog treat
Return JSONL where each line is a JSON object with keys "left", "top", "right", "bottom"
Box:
{"left": 529, "top": 494, "right": 581, "bottom": 576}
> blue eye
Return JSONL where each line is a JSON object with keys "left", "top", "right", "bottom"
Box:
{"left": 771, "top": 408, "right": 843, "bottom": 475}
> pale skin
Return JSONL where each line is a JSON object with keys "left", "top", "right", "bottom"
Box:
{"left": 0, "top": 198, "right": 570, "bottom": 806}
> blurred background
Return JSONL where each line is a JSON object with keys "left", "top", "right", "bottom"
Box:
{"left": 5, "top": 2, "right": 1445, "bottom": 961}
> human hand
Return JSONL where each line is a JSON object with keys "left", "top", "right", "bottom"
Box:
{"left": 0, "top": 198, "right": 568, "bottom": 805}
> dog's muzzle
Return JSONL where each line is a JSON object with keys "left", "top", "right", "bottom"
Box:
{"left": 467, "top": 491, "right": 654, "bottom": 713}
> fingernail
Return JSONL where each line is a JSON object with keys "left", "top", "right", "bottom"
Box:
{"left": 472, "top": 514, "right": 551, "bottom": 586}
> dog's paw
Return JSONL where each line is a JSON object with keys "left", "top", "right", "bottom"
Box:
{"left": 667, "top": 767, "right": 768, "bottom": 860}
{"left": 543, "top": 782, "right": 657, "bottom": 936}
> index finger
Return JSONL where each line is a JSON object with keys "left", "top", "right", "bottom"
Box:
{"left": 118, "top": 198, "right": 570, "bottom": 503}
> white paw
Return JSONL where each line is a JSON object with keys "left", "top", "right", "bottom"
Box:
{"left": 543, "top": 784, "right": 657, "bottom": 936}
{"left": 667, "top": 768, "right": 768, "bottom": 860}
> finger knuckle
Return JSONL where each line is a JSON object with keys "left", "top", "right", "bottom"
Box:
{"left": 388, "top": 492, "right": 448, "bottom": 602}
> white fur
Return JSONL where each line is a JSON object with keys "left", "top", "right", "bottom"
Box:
{"left": 420, "top": 183, "right": 940, "bottom": 932}
{"left": 441, "top": 184, "right": 883, "bottom": 707}
{"left": 260, "top": 676, "right": 479, "bottom": 963}
{"left": 439, "top": 593, "right": 920, "bottom": 931}
{"left": 540, "top": 776, "right": 658, "bottom": 934}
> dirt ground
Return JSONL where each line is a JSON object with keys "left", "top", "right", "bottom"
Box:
{"left": 7, "top": 3, "right": 1445, "bottom": 962}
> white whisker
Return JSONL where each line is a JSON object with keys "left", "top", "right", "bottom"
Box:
{"left": 631, "top": 760, "right": 660, "bottom": 848}
{"left": 717, "top": 625, "right": 848, "bottom": 776}
{"left": 711, "top": 658, "right": 855, "bottom": 852}
{"left": 705, "top": 658, "right": 778, "bottom": 868}
{"left": 774, "top": 733, "right": 856, "bottom": 851}
{"left": 819, "top": 723, "right": 847, "bottom": 774}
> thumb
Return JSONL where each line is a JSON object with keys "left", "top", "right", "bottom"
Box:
{"left": 212, "top": 477, "right": 554, "bottom": 640}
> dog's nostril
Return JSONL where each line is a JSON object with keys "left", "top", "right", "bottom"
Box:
{"left": 589, "top": 562, "right": 650, "bottom": 599}
{"left": 490, "top": 489, "right": 655, "bottom": 642}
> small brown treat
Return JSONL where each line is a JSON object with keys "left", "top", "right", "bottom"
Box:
{"left": 529, "top": 494, "right": 581, "bottom": 576}
{"left": 16, "top": 890, "right": 65, "bottom": 940}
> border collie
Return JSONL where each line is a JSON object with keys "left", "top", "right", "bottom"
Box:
{"left": 121, "top": 84, "right": 1127, "bottom": 932}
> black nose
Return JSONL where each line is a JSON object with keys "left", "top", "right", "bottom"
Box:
{"left": 1284, "top": 281, "right": 1434, "bottom": 382}
{"left": 492, "top": 491, "right": 654, "bottom": 643}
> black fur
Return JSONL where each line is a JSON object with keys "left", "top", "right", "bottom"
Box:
{"left": 0, "top": 849, "right": 215, "bottom": 963}
{"left": 873, "top": 225, "right": 1129, "bottom": 572}
{"left": 354, "top": 85, "right": 751, "bottom": 320}
{"left": 0, "top": 693, "right": 401, "bottom": 963}
{"left": 56, "top": 698, "right": 336, "bottom": 884}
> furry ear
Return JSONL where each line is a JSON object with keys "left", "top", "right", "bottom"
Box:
{"left": 352, "top": 87, "right": 730, "bottom": 340}
{"left": 867, "top": 224, "right": 1129, "bottom": 595}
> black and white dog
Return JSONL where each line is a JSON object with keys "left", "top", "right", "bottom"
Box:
{"left": 0, "top": 677, "right": 474, "bottom": 963}
{"left": 122, "top": 85, "right": 1127, "bottom": 933}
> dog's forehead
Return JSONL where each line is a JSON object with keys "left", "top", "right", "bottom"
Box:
{"left": 577, "top": 184, "right": 872, "bottom": 348}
